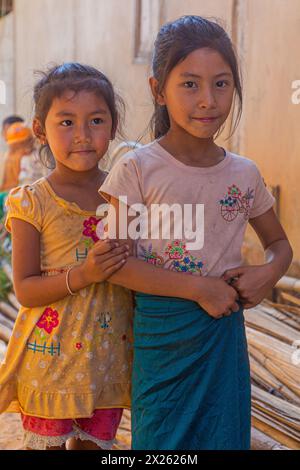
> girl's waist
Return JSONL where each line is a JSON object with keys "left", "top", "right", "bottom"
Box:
{"left": 134, "top": 292, "right": 201, "bottom": 311}
{"left": 134, "top": 292, "right": 243, "bottom": 315}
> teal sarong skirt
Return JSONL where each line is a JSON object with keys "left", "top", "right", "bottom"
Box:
{"left": 132, "top": 293, "right": 251, "bottom": 450}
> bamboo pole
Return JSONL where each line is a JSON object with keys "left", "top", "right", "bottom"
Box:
{"left": 276, "top": 275, "right": 300, "bottom": 293}
{"left": 244, "top": 309, "right": 299, "bottom": 344}
{"left": 280, "top": 292, "right": 300, "bottom": 308}
{"left": 249, "top": 351, "right": 300, "bottom": 405}
{"left": 0, "top": 302, "right": 18, "bottom": 321}
{"left": 251, "top": 427, "right": 289, "bottom": 450}
{"left": 0, "top": 313, "right": 14, "bottom": 331}
{"left": 0, "top": 323, "right": 11, "bottom": 343}
{"left": 7, "top": 293, "right": 20, "bottom": 311}
{"left": 252, "top": 416, "right": 300, "bottom": 450}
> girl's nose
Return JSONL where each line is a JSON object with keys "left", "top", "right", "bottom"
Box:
{"left": 74, "top": 124, "right": 91, "bottom": 143}
{"left": 198, "top": 86, "right": 217, "bottom": 109}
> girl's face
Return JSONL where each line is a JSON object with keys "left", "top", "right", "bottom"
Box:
{"left": 152, "top": 47, "right": 235, "bottom": 139}
{"left": 38, "top": 90, "right": 113, "bottom": 172}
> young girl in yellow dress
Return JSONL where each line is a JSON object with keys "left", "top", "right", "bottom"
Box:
{"left": 0, "top": 63, "right": 132, "bottom": 450}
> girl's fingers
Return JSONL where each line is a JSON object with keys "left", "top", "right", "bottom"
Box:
{"left": 101, "top": 252, "right": 129, "bottom": 271}
{"left": 93, "top": 239, "right": 118, "bottom": 254}
{"left": 94, "top": 245, "right": 129, "bottom": 262}
{"left": 103, "top": 259, "right": 127, "bottom": 277}
{"left": 222, "top": 311, "right": 231, "bottom": 317}
{"left": 242, "top": 303, "right": 253, "bottom": 309}
{"left": 231, "top": 302, "right": 240, "bottom": 312}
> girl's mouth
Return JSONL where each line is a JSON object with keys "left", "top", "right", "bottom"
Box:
{"left": 192, "top": 117, "right": 218, "bottom": 123}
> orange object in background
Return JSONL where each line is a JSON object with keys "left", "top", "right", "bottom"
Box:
{"left": 0, "top": 123, "right": 34, "bottom": 192}
{"left": 5, "top": 122, "right": 33, "bottom": 145}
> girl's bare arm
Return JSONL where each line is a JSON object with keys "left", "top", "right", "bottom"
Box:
{"left": 10, "top": 218, "right": 128, "bottom": 308}
{"left": 223, "top": 208, "right": 293, "bottom": 308}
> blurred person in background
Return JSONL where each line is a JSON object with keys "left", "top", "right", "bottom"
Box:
{"left": 0, "top": 122, "right": 35, "bottom": 192}
{"left": 1, "top": 115, "right": 24, "bottom": 142}
{"left": 0, "top": 118, "right": 48, "bottom": 223}
{"left": 0, "top": 115, "right": 24, "bottom": 190}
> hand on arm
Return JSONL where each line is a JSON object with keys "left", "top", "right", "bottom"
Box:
{"left": 11, "top": 218, "right": 129, "bottom": 308}
{"left": 104, "top": 197, "right": 240, "bottom": 319}
{"left": 222, "top": 208, "right": 293, "bottom": 309}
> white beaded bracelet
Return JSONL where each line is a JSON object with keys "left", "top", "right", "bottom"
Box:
{"left": 66, "top": 266, "right": 76, "bottom": 296}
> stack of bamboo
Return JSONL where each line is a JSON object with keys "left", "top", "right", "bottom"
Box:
{"left": 245, "top": 299, "right": 300, "bottom": 449}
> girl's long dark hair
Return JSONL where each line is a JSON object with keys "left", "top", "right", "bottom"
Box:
{"left": 150, "top": 15, "right": 242, "bottom": 139}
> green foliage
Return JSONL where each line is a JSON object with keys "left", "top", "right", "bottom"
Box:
{"left": 0, "top": 266, "right": 11, "bottom": 301}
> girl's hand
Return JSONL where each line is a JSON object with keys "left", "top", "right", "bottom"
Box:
{"left": 222, "top": 264, "right": 276, "bottom": 309}
{"left": 80, "top": 239, "right": 129, "bottom": 284}
{"left": 197, "top": 277, "right": 240, "bottom": 319}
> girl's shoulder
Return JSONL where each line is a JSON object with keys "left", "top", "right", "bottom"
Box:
{"left": 226, "top": 151, "right": 263, "bottom": 177}
{"left": 6, "top": 177, "right": 49, "bottom": 208}
{"left": 111, "top": 141, "right": 164, "bottom": 174}
{"left": 9, "top": 176, "right": 48, "bottom": 193}
{"left": 227, "top": 150, "right": 259, "bottom": 169}
{"left": 5, "top": 178, "right": 49, "bottom": 233}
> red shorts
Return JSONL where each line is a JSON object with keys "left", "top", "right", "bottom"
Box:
{"left": 21, "top": 408, "right": 123, "bottom": 450}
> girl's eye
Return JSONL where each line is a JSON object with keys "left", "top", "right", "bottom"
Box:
{"left": 91, "top": 118, "right": 103, "bottom": 125}
{"left": 216, "top": 80, "right": 229, "bottom": 88}
{"left": 61, "top": 120, "right": 73, "bottom": 126}
{"left": 184, "top": 81, "right": 197, "bottom": 89}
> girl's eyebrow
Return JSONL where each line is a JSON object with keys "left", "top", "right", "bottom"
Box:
{"left": 55, "top": 109, "right": 108, "bottom": 117}
{"left": 180, "top": 72, "right": 232, "bottom": 78}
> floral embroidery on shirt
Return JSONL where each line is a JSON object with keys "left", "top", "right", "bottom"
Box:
{"left": 173, "top": 255, "right": 204, "bottom": 274}
{"left": 36, "top": 307, "right": 59, "bottom": 334}
{"left": 139, "top": 244, "right": 164, "bottom": 266}
{"left": 165, "top": 240, "right": 188, "bottom": 260}
{"left": 139, "top": 240, "right": 204, "bottom": 275}
{"left": 219, "top": 184, "right": 254, "bottom": 222}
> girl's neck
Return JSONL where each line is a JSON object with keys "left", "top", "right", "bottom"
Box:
{"left": 49, "top": 163, "right": 104, "bottom": 188}
{"left": 46, "top": 163, "right": 107, "bottom": 212}
{"left": 158, "top": 129, "right": 225, "bottom": 168}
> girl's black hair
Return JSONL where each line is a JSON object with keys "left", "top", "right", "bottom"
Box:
{"left": 33, "top": 62, "right": 124, "bottom": 168}
{"left": 150, "top": 15, "right": 242, "bottom": 139}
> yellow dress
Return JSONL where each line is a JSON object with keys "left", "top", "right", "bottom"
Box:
{"left": 0, "top": 178, "right": 133, "bottom": 419}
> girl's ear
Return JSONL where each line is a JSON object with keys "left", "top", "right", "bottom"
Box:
{"left": 149, "top": 76, "right": 166, "bottom": 106}
{"left": 32, "top": 118, "right": 47, "bottom": 144}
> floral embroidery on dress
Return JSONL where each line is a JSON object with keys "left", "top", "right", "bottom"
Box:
{"left": 82, "top": 216, "right": 104, "bottom": 243}
{"left": 98, "top": 312, "right": 111, "bottom": 329}
{"left": 139, "top": 240, "right": 204, "bottom": 275}
{"left": 36, "top": 307, "right": 59, "bottom": 334}
{"left": 26, "top": 340, "right": 61, "bottom": 356}
{"left": 219, "top": 184, "right": 254, "bottom": 222}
